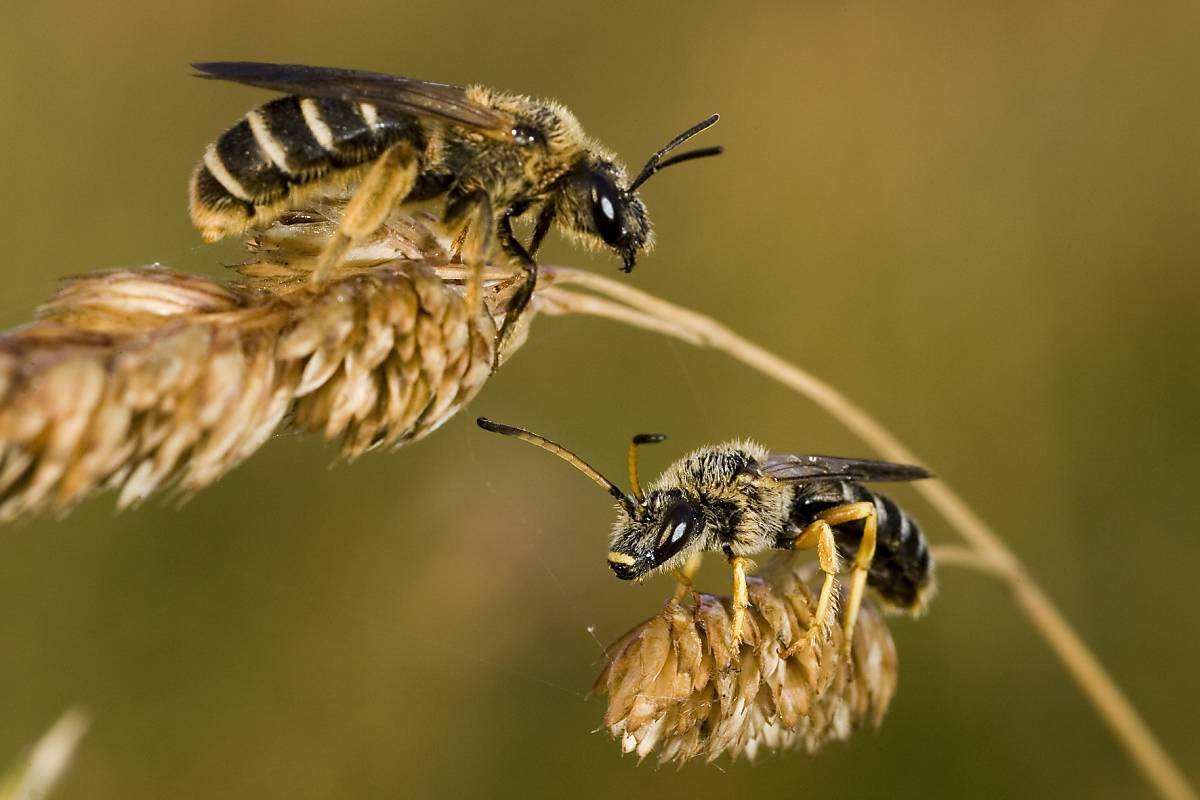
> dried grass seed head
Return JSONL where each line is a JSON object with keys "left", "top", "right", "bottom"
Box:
{"left": 0, "top": 258, "right": 503, "bottom": 520}
{"left": 595, "top": 554, "right": 898, "bottom": 764}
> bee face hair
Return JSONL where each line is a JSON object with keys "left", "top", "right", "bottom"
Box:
{"left": 551, "top": 157, "right": 652, "bottom": 273}
{"left": 605, "top": 442, "right": 793, "bottom": 578}
{"left": 606, "top": 489, "right": 705, "bottom": 579}
{"left": 547, "top": 114, "right": 721, "bottom": 273}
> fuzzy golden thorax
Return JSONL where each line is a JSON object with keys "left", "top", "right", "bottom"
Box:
{"left": 607, "top": 441, "right": 791, "bottom": 580}
{"left": 434, "top": 88, "right": 584, "bottom": 199}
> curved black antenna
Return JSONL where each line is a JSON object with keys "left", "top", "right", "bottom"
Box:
{"left": 627, "top": 433, "right": 667, "bottom": 505}
{"left": 653, "top": 146, "right": 724, "bottom": 173}
{"left": 627, "top": 113, "right": 722, "bottom": 194}
{"left": 477, "top": 418, "right": 638, "bottom": 518}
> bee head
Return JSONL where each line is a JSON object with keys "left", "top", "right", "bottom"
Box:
{"left": 551, "top": 160, "right": 650, "bottom": 272}
{"left": 606, "top": 489, "right": 704, "bottom": 580}
{"left": 552, "top": 115, "right": 721, "bottom": 273}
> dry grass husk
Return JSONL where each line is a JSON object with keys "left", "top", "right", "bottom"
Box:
{"left": 595, "top": 555, "right": 897, "bottom": 764}
{"left": 0, "top": 259, "right": 499, "bottom": 520}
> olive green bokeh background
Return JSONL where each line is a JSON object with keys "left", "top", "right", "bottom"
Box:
{"left": 1, "top": 1, "right": 1198, "bottom": 797}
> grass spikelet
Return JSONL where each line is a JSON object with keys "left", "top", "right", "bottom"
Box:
{"left": 594, "top": 555, "right": 897, "bottom": 764}
{"left": 0, "top": 260, "right": 500, "bottom": 520}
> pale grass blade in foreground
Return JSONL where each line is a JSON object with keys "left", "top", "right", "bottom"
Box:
{"left": 0, "top": 708, "right": 89, "bottom": 800}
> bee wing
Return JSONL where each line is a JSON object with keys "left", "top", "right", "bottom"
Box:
{"left": 192, "top": 61, "right": 514, "bottom": 137}
{"left": 758, "top": 454, "right": 933, "bottom": 483}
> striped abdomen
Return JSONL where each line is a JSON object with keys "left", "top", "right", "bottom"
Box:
{"left": 789, "top": 481, "right": 934, "bottom": 612}
{"left": 190, "top": 96, "right": 428, "bottom": 241}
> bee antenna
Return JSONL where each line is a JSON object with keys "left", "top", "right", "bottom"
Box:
{"left": 628, "top": 433, "right": 667, "bottom": 505}
{"left": 477, "top": 418, "right": 639, "bottom": 518}
{"left": 627, "top": 114, "right": 722, "bottom": 194}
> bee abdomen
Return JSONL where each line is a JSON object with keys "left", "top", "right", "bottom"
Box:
{"left": 864, "top": 491, "right": 934, "bottom": 611}
{"left": 789, "top": 483, "right": 934, "bottom": 613}
{"left": 190, "top": 96, "right": 426, "bottom": 240}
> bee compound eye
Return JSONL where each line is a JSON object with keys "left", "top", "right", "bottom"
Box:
{"left": 653, "top": 500, "right": 699, "bottom": 565}
{"left": 589, "top": 174, "right": 626, "bottom": 248}
{"left": 667, "top": 517, "right": 689, "bottom": 546}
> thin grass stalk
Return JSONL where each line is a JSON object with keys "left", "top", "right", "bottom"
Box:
{"left": 536, "top": 269, "right": 1196, "bottom": 800}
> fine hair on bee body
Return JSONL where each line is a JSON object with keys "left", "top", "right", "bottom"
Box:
{"left": 476, "top": 418, "right": 936, "bottom": 654}
{"left": 188, "top": 61, "right": 722, "bottom": 346}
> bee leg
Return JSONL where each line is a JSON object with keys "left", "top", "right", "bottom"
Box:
{"left": 310, "top": 142, "right": 419, "bottom": 287}
{"left": 495, "top": 215, "right": 538, "bottom": 366}
{"left": 670, "top": 552, "right": 704, "bottom": 602}
{"left": 526, "top": 201, "right": 557, "bottom": 258}
{"left": 449, "top": 224, "right": 471, "bottom": 262}
{"left": 780, "top": 520, "right": 841, "bottom": 657}
{"left": 727, "top": 553, "right": 755, "bottom": 649}
{"left": 444, "top": 189, "right": 495, "bottom": 318}
{"left": 813, "top": 501, "right": 877, "bottom": 658}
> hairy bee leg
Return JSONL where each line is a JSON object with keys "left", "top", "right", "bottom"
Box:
{"left": 728, "top": 554, "right": 755, "bottom": 649}
{"left": 814, "top": 501, "right": 877, "bottom": 658}
{"left": 671, "top": 552, "right": 704, "bottom": 602}
{"left": 495, "top": 216, "right": 538, "bottom": 367}
{"left": 498, "top": 263, "right": 536, "bottom": 350}
{"left": 781, "top": 520, "right": 841, "bottom": 657}
{"left": 310, "top": 142, "right": 420, "bottom": 287}
{"left": 526, "top": 201, "right": 557, "bottom": 258}
{"left": 445, "top": 190, "right": 495, "bottom": 318}
{"left": 449, "top": 224, "right": 470, "bottom": 261}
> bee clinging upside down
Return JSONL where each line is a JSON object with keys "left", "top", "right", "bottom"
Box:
{"left": 189, "top": 61, "right": 721, "bottom": 346}
{"left": 477, "top": 418, "right": 935, "bottom": 654}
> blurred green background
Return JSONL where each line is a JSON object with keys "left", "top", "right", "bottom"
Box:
{"left": 1, "top": 1, "right": 1198, "bottom": 797}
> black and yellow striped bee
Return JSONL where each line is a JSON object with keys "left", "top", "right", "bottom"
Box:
{"left": 189, "top": 62, "right": 721, "bottom": 345}
{"left": 477, "top": 418, "right": 935, "bottom": 654}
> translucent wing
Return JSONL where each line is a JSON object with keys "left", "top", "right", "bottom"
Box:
{"left": 758, "top": 454, "right": 933, "bottom": 483}
{"left": 192, "top": 61, "right": 513, "bottom": 137}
